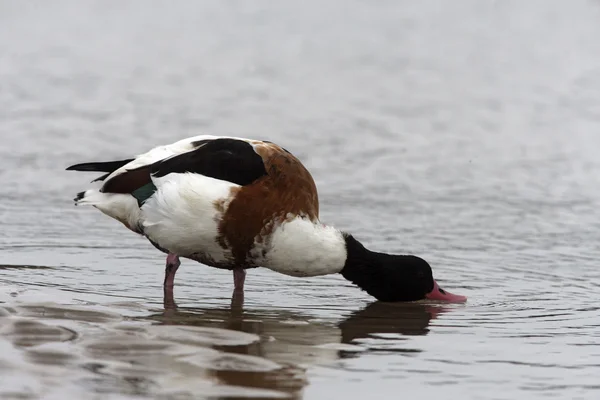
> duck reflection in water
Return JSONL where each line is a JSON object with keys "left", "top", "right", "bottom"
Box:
{"left": 155, "top": 288, "right": 452, "bottom": 397}
{"left": 157, "top": 286, "right": 448, "bottom": 371}
{"left": 151, "top": 288, "right": 450, "bottom": 398}
{"left": 160, "top": 286, "right": 447, "bottom": 346}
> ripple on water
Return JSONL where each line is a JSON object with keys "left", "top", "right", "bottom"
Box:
{"left": 145, "top": 325, "right": 261, "bottom": 347}
{"left": 15, "top": 304, "right": 123, "bottom": 323}
{"left": 182, "top": 352, "right": 282, "bottom": 372}
{"left": 158, "top": 385, "right": 290, "bottom": 400}
{"left": 79, "top": 332, "right": 297, "bottom": 399}
{"left": 83, "top": 335, "right": 212, "bottom": 361}
{"left": 0, "top": 318, "right": 77, "bottom": 347}
{"left": 446, "top": 293, "right": 600, "bottom": 339}
{"left": 26, "top": 347, "right": 76, "bottom": 367}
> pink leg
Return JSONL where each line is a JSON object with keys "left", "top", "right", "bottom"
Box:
{"left": 164, "top": 253, "right": 180, "bottom": 288}
{"left": 233, "top": 268, "right": 246, "bottom": 291}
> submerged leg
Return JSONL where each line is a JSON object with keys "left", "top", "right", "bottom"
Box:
{"left": 231, "top": 288, "right": 244, "bottom": 310}
{"left": 164, "top": 253, "right": 181, "bottom": 288}
{"left": 231, "top": 267, "right": 246, "bottom": 308}
{"left": 163, "top": 285, "right": 177, "bottom": 311}
{"left": 233, "top": 267, "right": 246, "bottom": 291}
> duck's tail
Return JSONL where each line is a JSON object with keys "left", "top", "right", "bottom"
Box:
{"left": 66, "top": 158, "right": 134, "bottom": 182}
{"left": 74, "top": 189, "right": 142, "bottom": 234}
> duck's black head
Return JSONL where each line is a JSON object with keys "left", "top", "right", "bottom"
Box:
{"left": 340, "top": 234, "right": 466, "bottom": 303}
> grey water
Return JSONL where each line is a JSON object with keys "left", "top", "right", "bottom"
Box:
{"left": 1, "top": 0, "right": 600, "bottom": 399}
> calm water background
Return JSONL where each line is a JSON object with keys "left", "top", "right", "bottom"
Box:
{"left": 1, "top": 1, "right": 600, "bottom": 399}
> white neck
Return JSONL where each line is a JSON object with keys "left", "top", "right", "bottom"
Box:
{"left": 251, "top": 217, "right": 348, "bottom": 277}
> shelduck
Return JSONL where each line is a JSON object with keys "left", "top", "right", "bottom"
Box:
{"left": 66, "top": 135, "right": 466, "bottom": 303}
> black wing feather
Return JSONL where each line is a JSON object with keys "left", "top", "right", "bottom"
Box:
{"left": 66, "top": 159, "right": 134, "bottom": 172}
{"left": 66, "top": 158, "right": 135, "bottom": 183}
{"left": 151, "top": 138, "right": 267, "bottom": 186}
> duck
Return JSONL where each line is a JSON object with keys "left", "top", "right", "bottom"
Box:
{"left": 66, "top": 135, "right": 466, "bottom": 303}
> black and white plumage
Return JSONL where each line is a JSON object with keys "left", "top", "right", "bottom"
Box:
{"left": 67, "top": 135, "right": 467, "bottom": 303}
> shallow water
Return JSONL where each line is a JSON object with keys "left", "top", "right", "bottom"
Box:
{"left": 1, "top": 0, "right": 600, "bottom": 399}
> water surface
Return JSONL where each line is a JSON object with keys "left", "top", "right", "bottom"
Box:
{"left": 1, "top": 1, "right": 600, "bottom": 399}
